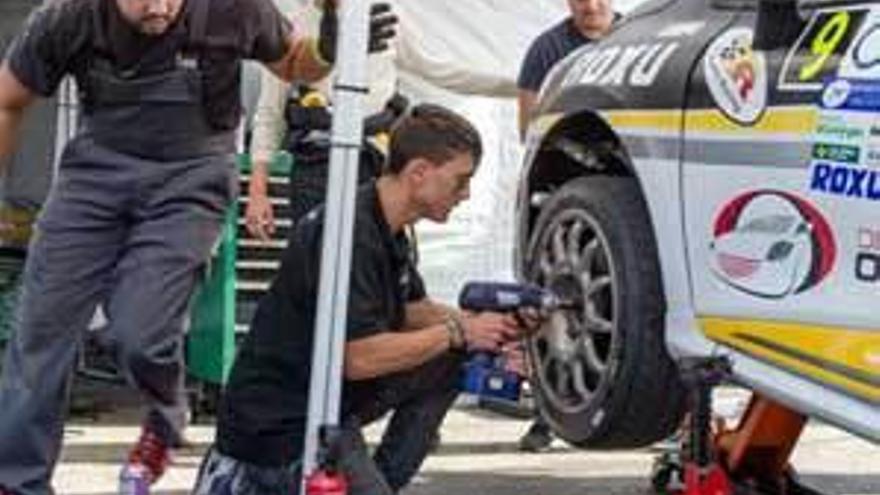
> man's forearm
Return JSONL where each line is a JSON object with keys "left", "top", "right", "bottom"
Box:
{"left": 269, "top": 36, "right": 332, "bottom": 84}
{"left": 248, "top": 160, "right": 270, "bottom": 196}
{"left": 250, "top": 67, "right": 287, "bottom": 165}
{"left": 0, "top": 108, "right": 23, "bottom": 173}
{"left": 0, "top": 65, "right": 36, "bottom": 173}
{"left": 405, "top": 299, "right": 459, "bottom": 330}
{"left": 345, "top": 325, "right": 451, "bottom": 381}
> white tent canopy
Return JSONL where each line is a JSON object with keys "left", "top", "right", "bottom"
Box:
{"left": 395, "top": 0, "right": 567, "bottom": 97}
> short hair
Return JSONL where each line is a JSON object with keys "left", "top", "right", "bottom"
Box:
{"left": 386, "top": 104, "right": 482, "bottom": 175}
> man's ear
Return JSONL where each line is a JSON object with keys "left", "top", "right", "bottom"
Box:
{"left": 405, "top": 158, "right": 433, "bottom": 184}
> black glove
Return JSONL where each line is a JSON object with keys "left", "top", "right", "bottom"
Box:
{"left": 317, "top": 2, "right": 398, "bottom": 64}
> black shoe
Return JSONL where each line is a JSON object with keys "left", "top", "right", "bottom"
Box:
{"left": 518, "top": 421, "right": 553, "bottom": 452}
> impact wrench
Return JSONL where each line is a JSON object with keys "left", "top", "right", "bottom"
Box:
{"left": 457, "top": 281, "right": 579, "bottom": 401}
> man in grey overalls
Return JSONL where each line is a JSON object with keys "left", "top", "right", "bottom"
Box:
{"left": 0, "top": 0, "right": 395, "bottom": 493}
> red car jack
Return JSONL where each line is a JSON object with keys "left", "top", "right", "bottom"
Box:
{"left": 678, "top": 357, "right": 734, "bottom": 495}
{"left": 652, "top": 357, "right": 821, "bottom": 495}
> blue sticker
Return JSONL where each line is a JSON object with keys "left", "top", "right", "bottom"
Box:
{"left": 810, "top": 161, "right": 880, "bottom": 200}
{"left": 821, "top": 79, "right": 880, "bottom": 112}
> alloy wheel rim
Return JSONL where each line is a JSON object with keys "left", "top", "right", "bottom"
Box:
{"left": 528, "top": 208, "right": 618, "bottom": 415}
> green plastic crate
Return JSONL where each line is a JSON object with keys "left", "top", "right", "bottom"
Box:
{"left": 0, "top": 204, "right": 35, "bottom": 349}
{"left": 186, "top": 203, "right": 238, "bottom": 385}
{"left": 186, "top": 151, "right": 292, "bottom": 385}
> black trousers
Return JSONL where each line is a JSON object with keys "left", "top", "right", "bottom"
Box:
{"left": 192, "top": 352, "right": 464, "bottom": 495}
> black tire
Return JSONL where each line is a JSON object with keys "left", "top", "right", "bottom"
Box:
{"left": 525, "top": 175, "right": 686, "bottom": 448}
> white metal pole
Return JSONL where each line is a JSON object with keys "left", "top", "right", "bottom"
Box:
{"left": 302, "top": 0, "right": 371, "bottom": 481}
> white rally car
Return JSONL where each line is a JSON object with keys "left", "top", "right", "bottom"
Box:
{"left": 516, "top": 0, "right": 879, "bottom": 453}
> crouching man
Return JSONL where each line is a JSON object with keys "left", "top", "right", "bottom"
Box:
{"left": 192, "top": 104, "right": 527, "bottom": 495}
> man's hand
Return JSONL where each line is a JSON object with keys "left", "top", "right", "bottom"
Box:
{"left": 460, "top": 312, "right": 520, "bottom": 352}
{"left": 245, "top": 193, "right": 275, "bottom": 241}
{"left": 317, "top": 2, "right": 398, "bottom": 64}
{"left": 244, "top": 166, "right": 275, "bottom": 241}
{"left": 501, "top": 341, "right": 529, "bottom": 377}
{"left": 515, "top": 307, "right": 548, "bottom": 337}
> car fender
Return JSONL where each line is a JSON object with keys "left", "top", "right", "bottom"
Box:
{"left": 516, "top": 5, "right": 739, "bottom": 359}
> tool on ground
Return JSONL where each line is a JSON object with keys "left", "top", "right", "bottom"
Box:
{"left": 457, "top": 281, "right": 577, "bottom": 403}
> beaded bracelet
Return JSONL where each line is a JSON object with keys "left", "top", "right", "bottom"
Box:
{"left": 444, "top": 314, "right": 466, "bottom": 350}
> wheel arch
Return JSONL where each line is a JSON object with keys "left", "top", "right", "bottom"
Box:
{"left": 517, "top": 110, "right": 651, "bottom": 276}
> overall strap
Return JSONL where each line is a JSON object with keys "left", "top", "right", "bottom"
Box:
{"left": 188, "top": 0, "right": 211, "bottom": 49}
{"left": 89, "top": 0, "right": 112, "bottom": 58}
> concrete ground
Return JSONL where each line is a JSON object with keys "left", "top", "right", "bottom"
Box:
{"left": 52, "top": 388, "right": 879, "bottom": 495}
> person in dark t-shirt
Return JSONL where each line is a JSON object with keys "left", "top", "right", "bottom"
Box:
{"left": 193, "top": 105, "right": 532, "bottom": 495}
{"left": 0, "top": 0, "right": 395, "bottom": 493}
{"left": 516, "top": 0, "right": 617, "bottom": 139}
{"left": 515, "top": 0, "right": 617, "bottom": 452}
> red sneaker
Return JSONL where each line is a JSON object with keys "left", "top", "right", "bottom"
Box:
{"left": 125, "top": 426, "right": 172, "bottom": 485}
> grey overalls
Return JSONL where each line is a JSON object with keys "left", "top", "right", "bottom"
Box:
{"left": 0, "top": 1, "right": 236, "bottom": 493}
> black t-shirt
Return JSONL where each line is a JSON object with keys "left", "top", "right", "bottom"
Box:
{"left": 4, "top": 0, "right": 291, "bottom": 129}
{"left": 216, "top": 182, "right": 426, "bottom": 467}
{"left": 516, "top": 18, "right": 592, "bottom": 92}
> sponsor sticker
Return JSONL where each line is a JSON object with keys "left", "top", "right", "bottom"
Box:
{"left": 811, "top": 83, "right": 876, "bottom": 173}
{"left": 821, "top": 78, "right": 880, "bottom": 112}
{"left": 866, "top": 125, "right": 880, "bottom": 166}
{"left": 565, "top": 41, "right": 679, "bottom": 88}
{"left": 709, "top": 190, "right": 835, "bottom": 299}
{"left": 809, "top": 161, "right": 880, "bottom": 200}
{"left": 704, "top": 27, "right": 767, "bottom": 125}
{"left": 821, "top": 79, "right": 852, "bottom": 108}
{"left": 839, "top": 10, "right": 880, "bottom": 80}
{"left": 856, "top": 227, "right": 880, "bottom": 284}
{"left": 657, "top": 21, "right": 705, "bottom": 39}
{"left": 814, "top": 115, "right": 868, "bottom": 143}
{"left": 812, "top": 142, "right": 860, "bottom": 164}
{"left": 779, "top": 9, "right": 869, "bottom": 90}
{"left": 851, "top": 24, "right": 880, "bottom": 71}
{"left": 866, "top": 148, "right": 880, "bottom": 166}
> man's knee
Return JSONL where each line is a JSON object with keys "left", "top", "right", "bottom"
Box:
{"left": 117, "top": 335, "right": 183, "bottom": 384}
{"left": 399, "top": 353, "right": 464, "bottom": 418}
{"left": 419, "top": 352, "right": 466, "bottom": 392}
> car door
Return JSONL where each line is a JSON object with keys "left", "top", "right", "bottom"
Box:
{"left": 681, "top": 0, "right": 879, "bottom": 438}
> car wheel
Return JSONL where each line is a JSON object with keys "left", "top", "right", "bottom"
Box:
{"left": 525, "top": 175, "right": 686, "bottom": 448}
